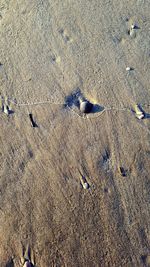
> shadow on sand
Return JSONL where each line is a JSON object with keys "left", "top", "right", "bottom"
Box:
{"left": 5, "top": 259, "right": 14, "bottom": 267}
{"left": 144, "top": 112, "right": 150, "bottom": 119}
{"left": 91, "top": 104, "right": 104, "bottom": 114}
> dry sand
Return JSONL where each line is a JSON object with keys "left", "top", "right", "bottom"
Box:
{"left": 0, "top": 0, "right": 150, "bottom": 266}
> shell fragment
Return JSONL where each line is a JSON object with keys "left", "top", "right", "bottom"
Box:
{"left": 134, "top": 104, "right": 145, "bottom": 119}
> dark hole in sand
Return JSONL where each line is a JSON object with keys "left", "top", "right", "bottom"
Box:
{"left": 29, "top": 113, "right": 38, "bottom": 127}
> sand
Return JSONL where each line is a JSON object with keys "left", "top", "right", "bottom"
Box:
{"left": 0, "top": 0, "right": 150, "bottom": 266}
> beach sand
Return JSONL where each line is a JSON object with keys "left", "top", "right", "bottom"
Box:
{"left": 0, "top": 0, "right": 150, "bottom": 266}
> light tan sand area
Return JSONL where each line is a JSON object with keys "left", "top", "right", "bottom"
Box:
{"left": 0, "top": 0, "right": 150, "bottom": 266}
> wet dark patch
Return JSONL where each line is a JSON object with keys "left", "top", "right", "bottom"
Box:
{"left": 29, "top": 113, "right": 38, "bottom": 127}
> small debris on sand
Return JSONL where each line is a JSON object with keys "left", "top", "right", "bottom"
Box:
{"left": 131, "top": 24, "right": 136, "bottom": 30}
{"left": 128, "top": 25, "right": 136, "bottom": 38}
{"left": 79, "top": 174, "right": 90, "bottom": 189}
{"left": 134, "top": 104, "right": 145, "bottom": 120}
{"left": 126, "top": 66, "right": 134, "bottom": 72}
{"left": 3, "top": 103, "right": 9, "bottom": 115}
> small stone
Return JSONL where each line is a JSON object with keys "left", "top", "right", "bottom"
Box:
{"left": 126, "top": 67, "right": 131, "bottom": 71}
{"left": 82, "top": 182, "right": 89, "bottom": 189}
{"left": 131, "top": 24, "right": 136, "bottom": 29}
{"left": 80, "top": 100, "right": 93, "bottom": 114}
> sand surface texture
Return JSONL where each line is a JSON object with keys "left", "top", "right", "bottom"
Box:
{"left": 0, "top": 0, "right": 150, "bottom": 266}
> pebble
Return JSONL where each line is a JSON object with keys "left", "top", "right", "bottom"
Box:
{"left": 79, "top": 99, "right": 93, "bottom": 113}
{"left": 82, "top": 182, "right": 89, "bottom": 189}
{"left": 126, "top": 67, "right": 131, "bottom": 71}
